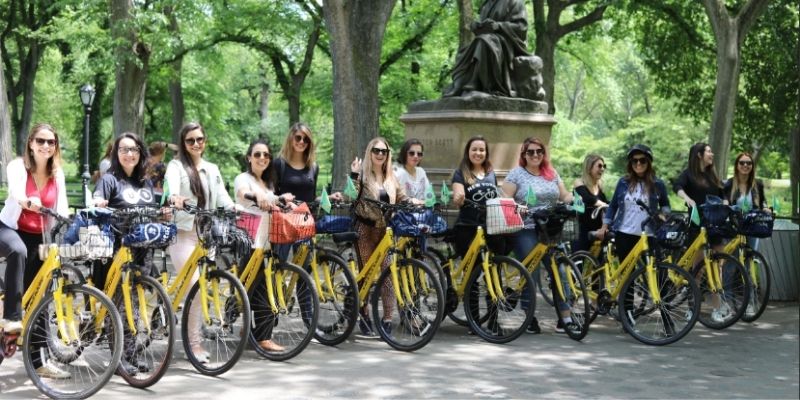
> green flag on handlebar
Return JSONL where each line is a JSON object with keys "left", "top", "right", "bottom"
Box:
{"left": 344, "top": 176, "right": 358, "bottom": 199}
{"left": 320, "top": 188, "right": 332, "bottom": 213}
{"left": 525, "top": 185, "right": 537, "bottom": 207}
{"left": 772, "top": 195, "right": 781, "bottom": 214}
{"left": 690, "top": 206, "right": 701, "bottom": 226}
{"left": 424, "top": 184, "right": 436, "bottom": 207}
{"left": 440, "top": 181, "right": 451, "bottom": 204}
{"left": 160, "top": 179, "right": 169, "bottom": 206}
{"left": 572, "top": 190, "right": 585, "bottom": 214}
{"left": 741, "top": 195, "right": 752, "bottom": 213}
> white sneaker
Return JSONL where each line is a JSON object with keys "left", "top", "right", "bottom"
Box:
{"left": 36, "top": 362, "right": 72, "bottom": 379}
{"left": 746, "top": 303, "right": 756, "bottom": 316}
{"left": 0, "top": 319, "right": 23, "bottom": 334}
{"left": 710, "top": 309, "right": 727, "bottom": 323}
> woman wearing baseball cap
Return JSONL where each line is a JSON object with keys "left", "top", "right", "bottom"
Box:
{"left": 597, "top": 144, "right": 670, "bottom": 261}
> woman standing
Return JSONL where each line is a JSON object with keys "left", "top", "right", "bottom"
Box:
{"left": 599, "top": 144, "right": 670, "bottom": 261}
{"left": 394, "top": 138, "right": 430, "bottom": 202}
{"left": 165, "top": 122, "right": 234, "bottom": 361}
{"left": 0, "top": 123, "right": 70, "bottom": 378}
{"left": 573, "top": 154, "right": 608, "bottom": 251}
{"left": 674, "top": 142, "right": 725, "bottom": 223}
{"left": 350, "top": 137, "right": 416, "bottom": 336}
{"left": 724, "top": 152, "right": 769, "bottom": 215}
{"left": 501, "top": 137, "right": 572, "bottom": 334}
{"left": 232, "top": 139, "right": 283, "bottom": 352}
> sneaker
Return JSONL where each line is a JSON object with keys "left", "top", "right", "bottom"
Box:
{"left": 357, "top": 317, "right": 378, "bottom": 338}
{"left": 191, "top": 346, "right": 210, "bottom": 364}
{"left": 0, "top": 319, "right": 23, "bottom": 334}
{"left": 36, "top": 362, "right": 71, "bottom": 379}
{"left": 563, "top": 321, "right": 581, "bottom": 334}
{"left": 526, "top": 317, "right": 541, "bottom": 334}
{"left": 710, "top": 309, "right": 727, "bottom": 323}
{"left": 381, "top": 320, "right": 392, "bottom": 336}
{"left": 555, "top": 320, "right": 565, "bottom": 334}
{"left": 745, "top": 303, "right": 756, "bottom": 316}
{"left": 116, "top": 359, "right": 139, "bottom": 376}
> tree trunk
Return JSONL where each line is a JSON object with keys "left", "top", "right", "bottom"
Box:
{"left": 792, "top": 30, "right": 799, "bottom": 218}
{"left": 0, "top": 45, "right": 12, "bottom": 185}
{"left": 702, "top": 0, "right": 770, "bottom": 178}
{"left": 111, "top": 0, "right": 149, "bottom": 138}
{"left": 14, "top": 43, "right": 41, "bottom": 155}
{"left": 455, "top": 0, "right": 474, "bottom": 49}
{"left": 322, "top": 0, "right": 397, "bottom": 189}
{"left": 259, "top": 81, "right": 270, "bottom": 136}
{"left": 169, "top": 63, "right": 185, "bottom": 139}
{"left": 537, "top": 33, "right": 557, "bottom": 115}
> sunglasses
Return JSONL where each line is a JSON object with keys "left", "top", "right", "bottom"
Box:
{"left": 184, "top": 137, "right": 206, "bottom": 146}
{"left": 596, "top": 163, "right": 606, "bottom": 170}
{"left": 738, "top": 160, "right": 753, "bottom": 166}
{"left": 631, "top": 157, "right": 649, "bottom": 165}
{"left": 251, "top": 151, "right": 272, "bottom": 160}
{"left": 524, "top": 148, "right": 545, "bottom": 157}
{"left": 371, "top": 147, "right": 390, "bottom": 156}
{"left": 293, "top": 135, "right": 311, "bottom": 144}
{"left": 34, "top": 137, "right": 57, "bottom": 146}
{"left": 408, "top": 151, "right": 424, "bottom": 157}
{"left": 118, "top": 146, "right": 141, "bottom": 155}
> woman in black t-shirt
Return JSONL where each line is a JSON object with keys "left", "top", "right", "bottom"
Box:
{"left": 673, "top": 142, "right": 725, "bottom": 246}
{"left": 573, "top": 154, "right": 608, "bottom": 252}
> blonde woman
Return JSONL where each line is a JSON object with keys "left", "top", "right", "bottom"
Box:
{"left": 573, "top": 154, "right": 608, "bottom": 251}
{"left": 349, "top": 137, "right": 419, "bottom": 336}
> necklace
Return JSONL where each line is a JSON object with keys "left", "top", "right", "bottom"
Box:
{"left": 525, "top": 167, "right": 541, "bottom": 176}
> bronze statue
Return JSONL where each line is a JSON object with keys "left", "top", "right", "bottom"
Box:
{"left": 443, "top": 0, "right": 545, "bottom": 101}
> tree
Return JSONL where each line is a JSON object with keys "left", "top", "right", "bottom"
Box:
{"left": 111, "top": 0, "right": 149, "bottom": 137}
{"left": 0, "top": 45, "right": 12, "bottom": 184}
{"left": 455, "top": 0, "right": 474, "bottom": 49}
{"left": 322, "top": 0, "right": 397, "bottom": 188}
{"left": 532, "top": 0, "right": 611, "bottom": 115}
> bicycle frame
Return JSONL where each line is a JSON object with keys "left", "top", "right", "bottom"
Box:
{"left": 520, "top": 242, "right": 577, "bottom": 306}
{"left": 158, "top": 243, "right": 225, "bottom": 325}
{"left": 291, "top": 238, "right": 341, "bottom": 305}
{"left": 20, "top": 246, "right": 79, "bottom": 344}
{"left": 445, "top": 226, "right": 507, "bottom": 303}
{"left": 600, "top": 232, "right": 663, "bottom": 304}
{"left": 670, "top": 227, "right": 726, "bottom": 294}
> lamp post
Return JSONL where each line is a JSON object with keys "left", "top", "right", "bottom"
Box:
{"left": 79, "top": 84, "right": 95, "bottom": 206}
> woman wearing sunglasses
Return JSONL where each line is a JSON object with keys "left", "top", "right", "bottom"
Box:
{"left": 599, "top": 144, "right": 670, "bottom": 261}
{"left": 501, "top": 137, "right": 573, "bottom": 334}
{"left": 165, "top": 122, "right": 234, "bottom": 363}
{"left": 573, "top": 154, "right": 608, "bottom": 251}
{"left": 0, "top": 123, "right": 70, "bottom": 378}
{"left": 350, "top": 137, "right": 419, "bottom": 336}
{"left": 394, "top": 138, "right": 430, "bottom": 202}
{"left": 724, "top": 152, "right": 769, "bottom": 249}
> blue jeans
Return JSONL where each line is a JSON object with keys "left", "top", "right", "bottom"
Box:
{"left": 510, "top": 228, "right": 570, "bottom": 313}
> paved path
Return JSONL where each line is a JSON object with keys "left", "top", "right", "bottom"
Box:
{"left": 1, "top": 303, "right": 798, "bottom": 399}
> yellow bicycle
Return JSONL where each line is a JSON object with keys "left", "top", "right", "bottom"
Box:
{"left": 1, "top": 207, "right": 123, "bottom": 399}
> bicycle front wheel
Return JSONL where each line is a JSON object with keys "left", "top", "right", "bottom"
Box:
{"left": 570, "top": 250, "right": 603, "bottom": 324}
{"left": 740, "top": 248, "right": 771, "bottom": 322}
{"left": 312, "top": 252, "right": 358, "bottom": 347}
{"left": 371, "top": 258, "right": 444, "bottom": 352}
{"left": 619, "top": 262, "right": 699, "bottom": 346}
{"left": 182, "top": 268, "right": 251, "bottom": 375}
{"left": 23, "top": 284, "right": 123, "bottom": 400}
{"left": 115, "top": 275, "right": 175, "bottom": 388}
{"left": 693, "top": 252, "right": 750, "bottom": 329}
{"left": 550, "top": 255, "right": 590, "bottom": 341}
{"left": 248, "top": 261, "right": 319, "bottom": 361}
{"left": 464, "top": 255, "right": 534, "bottom": 344}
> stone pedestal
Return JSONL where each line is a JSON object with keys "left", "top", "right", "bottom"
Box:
{"left": 400, "top": 97, "right": 556, "bottom": 185}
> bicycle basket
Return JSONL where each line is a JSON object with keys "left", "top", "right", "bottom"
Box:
{"left": 485, "top": 198, "right": 524, "bottom": 235}
{"left": 700, "top": 201, "right": 736, "bottom": 238}
{"left": 269, "top": 203, "right": 316, "bottom": 244}
{"left": 314, "top": 204, "right": 352, "bottom": 234}
{"left": 655, "top": 216, "right": 688, "bottom": 249}
{"left": 534, "top": 214, "right": 567, "bottom": 243}
{"left": 390, "top": 210, "right": 425, "bottom": 237}
{"left": 122, "top": 222, "right": 177, "bottom": 248}
{"left": 737, "top": 210, "right": 774, "bottom": 238}
{"left": 41, "top": 211, "right": 114, "bottom": 261}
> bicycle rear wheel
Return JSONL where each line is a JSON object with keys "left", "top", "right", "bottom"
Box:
{"left": 534, "top": 265, "right": 555, "bottom": 307}
{"left": 371, "top": 258, "right": 444, "bottom": 352}
{"left": 24, "top": 284, "right": 123, "bottom": 399}
{"left": 248, "top": 261, "right": 319, "bottom": 361}
{"left": 549, "top": 255, "right": 590, "bottom": 341}
{"left": 312, "top": 252, "right": 358, "bottom": 346}
{"left": 182, "top": 268, "right": 250, "bottom": 375}
{"left": 619, "top": 262, "right": 699, "bottom": 346}
{"left": 464, "top": 255, "right": 534, "bottom": 344}
{"left": 693, "top": 253, "right": 750, "bottom": 329}
{"left": 115, "top": 275, "right": 175, "bottom": 388}
{"left": 739, "top": 248, "right": 770, "bottom": 323}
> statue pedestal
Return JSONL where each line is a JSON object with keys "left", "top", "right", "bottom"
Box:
{"left": 400, "top": 97, "right": 555, "bottom": 184}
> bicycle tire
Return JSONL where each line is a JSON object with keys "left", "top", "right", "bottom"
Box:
{"left": 182, "top": 267, "right": 251, "bottom": 375}
{"left": 24, "top": 284, "right": 123, "bottom": 400}
{"left": 312, "top": 252, "right": 358, "bottom": 346}
{"left": 535, "top": 266, "right": 555, "bottom": 307}
{"left": 115, "top": 274, "right": 175, "bottom": 388}
{"left": 248, "top": 261, "right": 319, "bottom": 361}
{"left": 693, "top": 252, "right": 750, "bottom": 329}
{"left": 421, "top": 250, "right": 449, "bottom": 295}
{"left": 619, "top": 262, "right": 699, "bottom": 346}
{"left": 550, "top": 255, "right": 590, "bottom": 341}
{"left": 371, "top": 257, "right": 444, "bottom": 352}
{"left": 569, "top": 250, "right": 603, "bottom": 324}
{"left": 464, "top": 255, "right": 534, "bottom": 344}
{"left": 739, "top": 248, "right": 771, "bottom": 322}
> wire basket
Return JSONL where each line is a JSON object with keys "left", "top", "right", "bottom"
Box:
{"left": 268, "top": 203, "right": 316, "bottom": 244}
{"left": 484, "top": 200, "right": 525, "bottom": 235}
{"left": 114, "top": 207, "right": 178, "bottom": 249}
{"left": 653, "top": 215, "right": 689, "bottom": 249}
{"left": 531, "top": 205, "right": 576, "bottom": 244}
{"left": 195, "top": 208, "right": 243, "bottom": 248}
{"left": 313, "top": 202, "right": 353, "bottom": 234}
{"left": 39, "top": 210, "right": 114, "bottom": 261}
{"left": 699, "top": 203, "right": 738, "bottom": 238}
{"left": 735, "top": 210, "right": 774, "bottom": 238}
